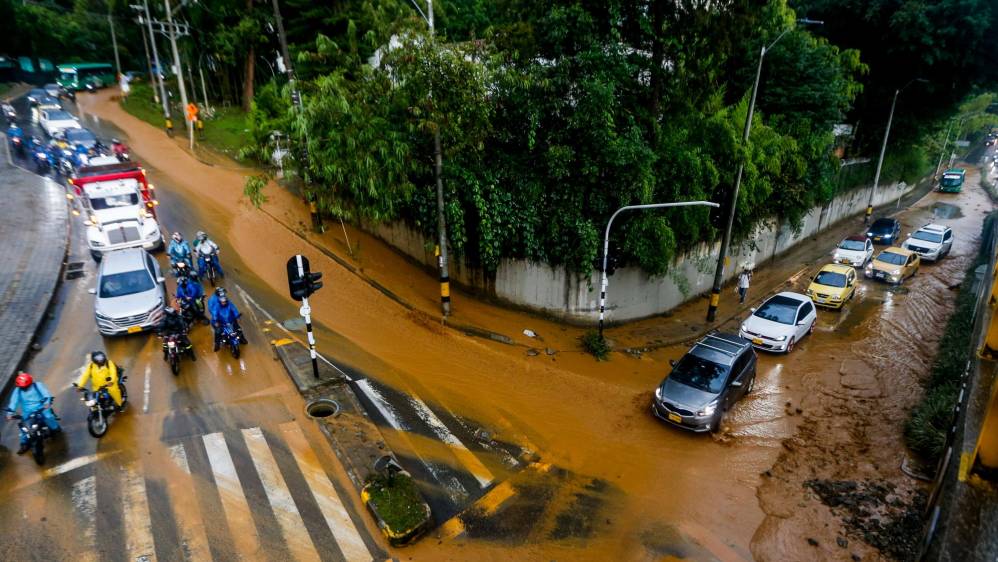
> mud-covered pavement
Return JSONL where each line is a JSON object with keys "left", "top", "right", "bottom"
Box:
{"left": 2, "top": 87, "right": 991, "bottom": 561}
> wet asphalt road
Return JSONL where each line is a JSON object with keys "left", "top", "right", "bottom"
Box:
{"left": 1, "top": 90, "right": 994, "bottom": 561}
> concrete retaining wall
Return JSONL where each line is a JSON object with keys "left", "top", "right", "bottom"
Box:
{"left": 369, "top": 179, "right": 915, "bottom": 322}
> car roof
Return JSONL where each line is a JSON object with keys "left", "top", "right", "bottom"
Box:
{"left": 843, "top": 235, "right": 868, "bottom": 242}
{"left": 766, "top": 292, "right": 808, "bottom": 306}
{"left": 871, "top": 217, "right": 897, "bottom": 226}
{"left": 919, "top": 224, "right": 948, "bottom": 233}
{"left": 66, "top": 128, "right": 94, "bottom": 136}
{"left": 818, "top": 264, "right": 853, "bottom": 275}
{"left": 690, "top": 333, "right": 749, "bottom": 365}
{"left": 29, "top": 88, "right": 45, "bottom": 94}
{"left": 99, "top": 249, "right": 149, "bottom": 275}
{"left": 879, "top": 246, "right": 914, "bottom": 257}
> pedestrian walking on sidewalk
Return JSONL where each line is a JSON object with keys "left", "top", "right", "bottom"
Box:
{"left": 737, "top": 268, "right": 752, "bottom": 304}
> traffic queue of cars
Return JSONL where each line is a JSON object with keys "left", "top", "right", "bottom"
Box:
{"left": 653, "top": 214, "right": 958, "bottom": 434}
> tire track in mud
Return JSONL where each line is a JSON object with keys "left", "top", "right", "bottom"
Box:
{"left": 751, "top": 184, "right": 991, "bottom": 561}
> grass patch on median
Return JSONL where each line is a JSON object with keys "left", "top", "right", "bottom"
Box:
{"left": 121, "top": 81, "right": 247, "bottom": 156}
{"left": 904, "top": 212, "right": 997, "bottom": 462}
{"left": 364, "top": 472, "right": 427, "bottom": 534}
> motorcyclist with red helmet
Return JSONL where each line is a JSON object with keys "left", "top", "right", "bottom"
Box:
{"left": 4, "top": 373, "right": 61, "bottom": 454}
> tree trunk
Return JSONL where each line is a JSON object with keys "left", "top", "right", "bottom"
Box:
{"left": 243, "top": 45, "right": 255, "bottom": 112}
{"left": 649, "top": 0, "right": 665, "bottom": 134}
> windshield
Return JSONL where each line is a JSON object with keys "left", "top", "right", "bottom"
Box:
{"left": 66, "top": 129, "right": 95, "bottom": 142}
{"left": 870, "top": 220, "right": 895, "bottom": 233}
{"left": 46, "top": 111, "right": 72, "bottom": 121}
{"left": 99, "top": 269, "right": 154, "bottom": 298}
{"left": 913, "top": 230, "right": 943, "bottom": 243}
{"left": 753, "top": 296, "right": 800, "bottom": 325}
{"left": 59, "top": 71, "right": 76, "bottom": 81}
{"left": 814, "top": 271, "right": 847, "bottom": 288}
{"left": 941, "top": 174, "right": 964, "bottom": 186}
{"left": 669, "top": 354, "right": 728, "bottom": 394}
{"left": 91, "top": 193, "right": 139, "bottom": 209}
{"left": 877, "top": 251, "right": 907, "bottom": 266}
{"left": 839, "top": 239, "right": 866, "bottom": 251}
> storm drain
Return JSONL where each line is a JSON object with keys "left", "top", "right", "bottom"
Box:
{"left": 306, "top": 399, "right": 340, "bottom": 420}
{"left": 65, "top": 262, "right": 85, "bottom": 280}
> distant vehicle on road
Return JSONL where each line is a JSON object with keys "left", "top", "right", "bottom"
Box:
{"left": 26, "top": 88, "right": 47, "bottom": 106}
{"left": 43, "top": 83, "right": 63, "bottom": 98}
{"left": 738, "top": 292, "right": 817, "bottom": 353}
{"left": 939, "top": 168, "right": 965, "bottom": 193}
{"left": 806, "top": 264, "right": 857, "bottom": 309}
{"left": 832, "top": 235, "right": 874, "bottom": 267}
{"left": 902, "top": 224, "right": 953, "bottom": 261}
{"left": 39, "top": 109, "right": 80, "bottom": 137}
{"left": 90, "top": 248, "right": 166, "bottom": 336}
{"left": 865, "top": 247, "right": 920, "bottom": 284}
{"left": 64, "top": 128, "right": 100, "bottom": 151}
{"left": 652, "top": 332, "right": 756, "bottom": 433}
{"left": 867, "top": 217, "right": 901, "bottom": 245}
{"left": 57, "top": 62, "right": 115, "bottom": 91}
{"left": 36, "top": 96, "right": 61, "bottom": 112}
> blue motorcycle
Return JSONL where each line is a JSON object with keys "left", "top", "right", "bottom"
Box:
{"left": 31, "top": 141, "right": 56, "bottom": 175}
{"left": 220, "top": 323, "right": 241, "bottom": 359}
{"left": 7, "top": 132, "right": 25, "bottom": 157}
{"left": 10, "top": 411, "right": 53, "bottom": 465}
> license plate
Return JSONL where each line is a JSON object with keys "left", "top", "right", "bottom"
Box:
{"left": 668, "top": 413, "right": 682, "bottom": 423}
{"left": 127, "top": 326, "right": 142, "bottom": 334}
{"left": 167, "top": 341, "right": 176, "bottom": 348}
{"left": 752, "top": 338, "right": 763, "bottom": 345}
{"left": 876, "top": 272, "right": 885, "bottom": 278}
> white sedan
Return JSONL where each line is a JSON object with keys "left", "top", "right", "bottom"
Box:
{"left": 738, "top": 291, "right": 817, "bottom": 353}
{"left": 832, "top": 235, "right": 874, "bottom": 267}
{"left": 39, "top": 109, "right": 81, "bottom": 137}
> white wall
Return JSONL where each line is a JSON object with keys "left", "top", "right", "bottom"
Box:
{"left": 368, "top": 180, "right": 914, "bottom": 322}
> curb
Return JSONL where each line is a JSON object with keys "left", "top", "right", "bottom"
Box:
{"left": 360, "top": 474, "right": 433, "bottom": 547}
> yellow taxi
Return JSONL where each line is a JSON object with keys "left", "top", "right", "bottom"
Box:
{"left": 806, "top": 264, "right": 857, "bottom": 309}
{"left": 865, "top": 246, "right": 920, "bottom": 284}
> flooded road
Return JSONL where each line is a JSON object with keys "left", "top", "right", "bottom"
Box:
{"left": 4, "top": 87, "right": 987, "bottom": 561}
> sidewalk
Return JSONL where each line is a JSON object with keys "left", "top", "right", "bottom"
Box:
{"left": 0, "top": 145, "right": 70, "bottom": 391}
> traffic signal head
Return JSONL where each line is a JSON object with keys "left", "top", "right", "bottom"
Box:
{"left": 307, "top": 271, "right": 323, "bottom": 294}
{"left": 289, "top": 276, "right": 309, "bottom": 301}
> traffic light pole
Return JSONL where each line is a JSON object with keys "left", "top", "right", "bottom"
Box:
{"left": 294, "top": 254, "right": 320, "bottom": 379}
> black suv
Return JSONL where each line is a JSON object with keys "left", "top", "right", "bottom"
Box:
{"left": 867, "top": 217, "right": 901, "bottom": 245}
{"left": 652, "top": 332, "right": 757, "bottom": 433}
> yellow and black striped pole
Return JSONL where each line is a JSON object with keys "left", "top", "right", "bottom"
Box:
{"left": 436, "top": 245, "right": 451, "bottom": 314}
{"left": 165, "top": 116, "right": 174, "bottom": 138}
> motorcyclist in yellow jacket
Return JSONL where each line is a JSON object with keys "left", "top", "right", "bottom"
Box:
{"left": 75, "top": 351, "right": 125, "bottom": 409}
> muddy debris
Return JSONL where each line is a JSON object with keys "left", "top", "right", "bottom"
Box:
{"left": 526, "top": 348, "right": 540, "bottom": 357}
{"left": 807, "top": 537, "right": 819, "bottom": 547}
{"left": 805, "top": 479, "right": 926, "bottom": 561}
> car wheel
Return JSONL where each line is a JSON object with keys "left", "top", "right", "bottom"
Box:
{"left": 746, "top": 375, "right": 755, "bottom": 395}
{"left": 808, "top": 321, "right": 815, "bottom": 335}
{"left": 709, "top": 413, "right": 723, "bottom": 434}
{"left": 786, "top": 337, "right": 795, "bottom": 353}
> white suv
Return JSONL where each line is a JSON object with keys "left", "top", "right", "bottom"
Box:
{"left": 902, "top": 224, "right": 953, "bottom": 261}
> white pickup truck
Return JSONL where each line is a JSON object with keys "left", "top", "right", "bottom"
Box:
{"left": 81, "top": 178, "right": 164, "bottom": 260}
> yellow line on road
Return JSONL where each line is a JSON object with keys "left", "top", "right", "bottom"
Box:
{"left": 272, "top": 338, "right": 294, "bottom": 346}
{"left": 959, "top": 452, "right": 973, "bottom": 482}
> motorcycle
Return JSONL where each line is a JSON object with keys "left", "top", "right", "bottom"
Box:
{"left": 220, "top": 323, "right": 241, "bottom": 359}
{"left": 78, "top": 372, "right": 127, "bottom": 438}
{"left": 178, "top": 295, "right": 207, "bottom": 326}
{"left": 8, "top": 135, "right": 25, "bottom": 157}
{"left": 162, "top": 333, "right": 195, "bottom": 375}
{"left": 33, "top": 147, "right": 55, "bottom": 175}
{"left": 197, "top": 247, "right": 222, "bottom": 287}
{"left": 10, "top": 411, "right": 54, "bottom": 465}
{"left": 112, "top": 142, "right": 130, "bottom": 162}
{"left": 57, "top": 147, "right": 77, "bottom": 176}
{"left": 2, "top": 103, "right": 16, "bottom": 124}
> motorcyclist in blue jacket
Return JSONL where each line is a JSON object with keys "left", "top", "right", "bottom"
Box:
{"left": 176, "top": 274, "right": 206, "bottom": 323}
{"left": 167, "top": 232, "right": 193, "bottom": 272}
{"left": 210, "top": 291, "right": 247, "bottom": 351}
{"left": 5, "top": 373, "right": 60, "bottom": 454}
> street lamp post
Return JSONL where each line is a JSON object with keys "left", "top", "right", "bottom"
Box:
{"left": 141, "top": 0, "right": 170, "bottom": 126}
{"left": 598, "top": 201, "right": 720, "bottom": 338}
{"left": 706, "top": 19, "right": 822, "bottom": 322}
{"left": 408, "top": 0, "right": 451, "bottom": 317}
{"left": 864, "top": 78, "right": 927, "bottom": 224}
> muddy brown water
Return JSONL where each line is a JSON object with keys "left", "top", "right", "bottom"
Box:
{"left": 76, "top": 91, "right": 995, "bottom": 561}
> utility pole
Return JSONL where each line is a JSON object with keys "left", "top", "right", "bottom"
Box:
{"left": 706, "top": 19, "right": 822, "bottom": 323}
{"left": 108, "top": 13, "right": 122, "bottom": 80}
{"left": 163, "top": 0, "right": 190, "bottom": 134}
{"left": 138, "top": 18, "right": 158, "bottom": 103}
{"left": 142, "top": 0, "right": 170, "bottom": 127}
{"left": 935, "top": 119, "right": 955, "bottom": 181}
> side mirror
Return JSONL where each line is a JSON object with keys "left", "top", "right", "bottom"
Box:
{"left": 797, "top": 321, "right": 805, "bottom": 326}
{"left": 87, "top": 288, "right": 96, "bottom": 295}
{"left": 669, "top": 359, "right": 677, "bottom": 368}
{"left": 731, "top": 380, "right": 743, "bottom": 388}
{"left": 750, "top": 307, "right": 757, "bottom": 313}
{"left": 156, "top": 276, "right": 166, "bottom": 284}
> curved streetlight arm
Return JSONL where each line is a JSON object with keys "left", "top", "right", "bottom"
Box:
{"left": 597, "top": 201, "right": 720, "bottom": 337}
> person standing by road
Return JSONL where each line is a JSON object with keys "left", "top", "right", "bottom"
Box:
{"left": 737, "top": 267, "right": 752, "bottom": 304}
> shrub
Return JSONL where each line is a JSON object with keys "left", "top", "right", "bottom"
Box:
{"left": 581, "top": 330, "right": 610, "bottom": 360}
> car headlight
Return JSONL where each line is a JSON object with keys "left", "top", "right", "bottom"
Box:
{"left": 740, "top": 323, "right": 748, "bottom": 333}
{"left": 697, "top": 401, "right": 718, "bottom": 417}
{"left": 774, "top": 335, "right": 788, "bottom": 342}
{"left": 654, "top": 387, "right": 662, "bottom": 401}
{"left": 891, "top": 269, "right": 901, "bottom": 275}
{"left": 865, "top": 263, "right": 873, "bottom": 272}
{"left": 95, "top": 310, "right": 111, "bottom": 320}
{"left": 866, "top": 232, "right": 873, "bottom": 237}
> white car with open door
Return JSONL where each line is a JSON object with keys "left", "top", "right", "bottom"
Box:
{"left": 738, "top": 291, "right": 817, "bottom": 353}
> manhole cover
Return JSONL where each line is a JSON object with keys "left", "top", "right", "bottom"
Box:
{"left": 65, "top": 262, "right": 85, "bottom": 280}
{"left": 283, "top": 317, "right": 306, "bottom": 331}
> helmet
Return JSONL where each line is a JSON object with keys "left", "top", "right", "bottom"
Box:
{"left": 197, "top": 231, "right": 207, "bottom": 241}
{"left": 91, "top": 351, "right": 107, "bottom": 366}
{"left": 214, "top": 286, "right": 227, "bottom": 297}
{"left": 178, "top": 275, "right": 189, "bottom": 286}
{"left": 14, "top": 373, "right": 33, "bottom": 388}
{"left": 218, "top": 294, "right": 229, "bottom": 306}
{"left": 111, "top": 138, "right": 120, "bottom": 144}
{"left": 172, "top": 232, "right": 182, "bottom": 242}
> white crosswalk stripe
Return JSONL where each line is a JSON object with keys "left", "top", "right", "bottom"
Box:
{"left": 242, "top": 427, "right": 320, "bottom": 562}
{"left": 65, "top": 425, "right": 376, "bottom": 561}
{"left": 202, "top": 431, "right": 261, "bottom": 561}
{"left": 279, "top": 422, "right": 373, "bottom": 562}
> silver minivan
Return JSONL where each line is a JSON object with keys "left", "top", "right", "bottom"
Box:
{"left": 90, "top": 249, "right": 166, "bottom": 336}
